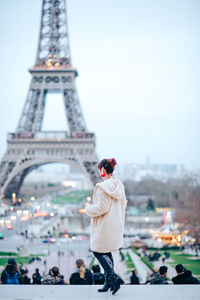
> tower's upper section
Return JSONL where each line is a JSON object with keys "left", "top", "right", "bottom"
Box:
{"left": 34, "top": 0, "right": 72, "bottom": 70}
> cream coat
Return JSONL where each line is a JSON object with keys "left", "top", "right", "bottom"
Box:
{"left": 85, "top": 177, "right": 127, "bottom": 253}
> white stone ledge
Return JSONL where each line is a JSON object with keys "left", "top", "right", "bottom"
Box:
{"left": 0, "top": 285, "right": 200, "bottom": 300}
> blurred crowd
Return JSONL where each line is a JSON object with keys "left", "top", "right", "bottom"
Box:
{"left": 0, "top": 257, "right": 199, "bottom": 285}
{"left": 145, "top": 264, "right": 200, "bottom": 285}
{"left": 0, "top": 257, "right": 111, "bottom": 285}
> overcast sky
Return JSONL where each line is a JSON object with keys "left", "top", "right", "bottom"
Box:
{"left": 0, "top": 0, "right": 199, "bottom": 171}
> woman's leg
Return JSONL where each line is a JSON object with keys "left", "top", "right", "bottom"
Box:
{"left": 93, "top": 251, "right": 120, "bottom": 294}
{"left": 93, "top": 251, "right": 115, "bottom": 277}
{"left": 102, "top": 252, "right": 114, "bottom": 287}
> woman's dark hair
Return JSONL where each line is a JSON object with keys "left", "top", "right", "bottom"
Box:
{"left": 98, "top": 158, "right": 117, "bottom": 174}
{"left": 5, "top": 257, "right": 18, "bottom": 275}
{"left": 51, "top": 266, "right": 60, "bottom": 277}
{"left": 5, "top": 263, "right": 18, "bottom": 275}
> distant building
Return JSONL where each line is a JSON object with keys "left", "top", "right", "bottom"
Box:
{"left": 123, "top": 163, "right": 185, "bottom": 181}
{"left": 68, "top": 166, "right": 92, "bottom": 190}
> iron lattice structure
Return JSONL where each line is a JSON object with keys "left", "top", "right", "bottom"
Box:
{"left": 36, "top": 0, "right": 71, "bottom": 68}
{"left": 0, "top": 0, "right": 100, "bottom": 199}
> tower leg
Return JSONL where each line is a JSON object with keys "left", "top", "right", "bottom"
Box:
{"left": 83, "top": 161, "right": 100, "bottom": 185}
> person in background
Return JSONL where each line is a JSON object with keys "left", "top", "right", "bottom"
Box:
{"left": 151, "top": 267, "right": 159, "bottom": 278}
{"left": 130, "top": 269, "right": 140, "bottom": 284}
{"left": 32, "top": 268, "right": 42, "bottom": 284}
{"left": 42, "top": 266, "right": 65, "bottom": 285}
{"left": 162, "top": 254, "right": 166, "bottom": 264}
{"left": 21, "top": 268, "right": 31, "bottom": 284}
{"left": 92, "top": 265, "right": 105, "bottom": 285}
{"left": 1, "top": 258, "right": 23, "bottom": 284}
{"left": 172, "top": 264, "right": 200, "bottom": 284}
{"left": 145, "top": 270, "right": 152, "bottom": 285}
{"left": 150, "top": 266, "right": 168, "bottom": 285}
{"left": 70, "top": 259, "right": 93, "bottom": 285}
{"left": 164, "top": 251, "right": 170, "bottom": 259}
{"left": 142, "top": 248, "right": 147, "bottom": 257}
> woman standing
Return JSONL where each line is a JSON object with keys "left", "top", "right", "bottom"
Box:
{"left": 85, "top": 158, "right": 127, "bottom": 295}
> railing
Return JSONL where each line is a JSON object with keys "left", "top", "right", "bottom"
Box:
{"left": 7, "top": 131, "right": 95, "bottom": 140}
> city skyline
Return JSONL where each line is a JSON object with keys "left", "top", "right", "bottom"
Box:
{"left": 0, "top": 0, "right": 199, "bottom": 171}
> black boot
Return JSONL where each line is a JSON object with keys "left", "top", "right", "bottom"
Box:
{"left": 112, "top": 275, "right": 121, "bottom": 295}
{"left": 98, "top": 280, "right": 113, "bottom": 292}
{"left": 110, "top": 275, "right": 124, "bottom": 292}
{"left": 116, "top": 274, "right": 125, "bottom": 285}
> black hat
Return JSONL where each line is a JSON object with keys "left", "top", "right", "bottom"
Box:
{"left": 7, "top": 257, "right": 16, "bottom": 265}
{"left": 175, "top": 264, "right": 184, "bottom": 273}
{"left": 159, "top": 266, "right": 168, "bottom": 275}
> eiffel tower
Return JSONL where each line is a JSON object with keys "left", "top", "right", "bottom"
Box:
{"left": 0, "top": 0, "right": 100, "bottom": 199}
